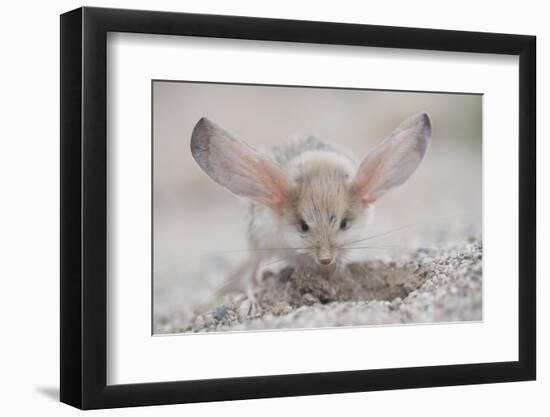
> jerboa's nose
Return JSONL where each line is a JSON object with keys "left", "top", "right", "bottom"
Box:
{"left": 318, "top": 246, "right": 333, "bottom": 265}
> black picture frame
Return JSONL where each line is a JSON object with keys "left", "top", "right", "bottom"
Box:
{"left": 60, "top": 6, "right": 536, "bottom": 410}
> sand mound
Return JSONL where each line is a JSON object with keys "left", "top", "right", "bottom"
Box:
{"left": 154, "top": 238, "right": 482, "bottom": 334}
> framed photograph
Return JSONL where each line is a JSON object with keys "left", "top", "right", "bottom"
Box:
{"left": 60, "top": 6, "right": 536, "bottom": 409}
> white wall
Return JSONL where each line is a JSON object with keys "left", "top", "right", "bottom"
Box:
{"left": 0, "top": 0, "right": 545, "bottom": 415}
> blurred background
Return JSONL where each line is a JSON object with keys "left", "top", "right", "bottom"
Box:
{"left": 153, "top": 81, "right": 482, "bottom": 333}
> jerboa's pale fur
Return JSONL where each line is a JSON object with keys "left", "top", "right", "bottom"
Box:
{"left": 190, "top": 113, "right": 431, "bottom": 314}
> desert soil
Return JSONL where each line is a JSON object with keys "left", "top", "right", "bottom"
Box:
{"left": 154, "top": 237, "right": 482, "bottom": 334}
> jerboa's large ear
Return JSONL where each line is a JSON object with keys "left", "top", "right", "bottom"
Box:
{"left": 190, "top": 117, "right": 291, "bottom": 209}
{"left": 353, "top": 112, "right": 431, "bottom": 206}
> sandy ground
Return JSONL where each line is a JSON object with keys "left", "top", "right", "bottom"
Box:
{"left": 154, "top": 235, "right": 482, "bottom": 333}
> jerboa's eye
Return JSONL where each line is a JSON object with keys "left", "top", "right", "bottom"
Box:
{"left": 340, "top": 218, "right": 348, "bottom": 230}
{"left": 299, "top": 219, "right": 309, "bottom": 232}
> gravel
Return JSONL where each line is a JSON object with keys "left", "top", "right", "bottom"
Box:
{"left": 154, "top": 238, "right": 482, "bottom": 334}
